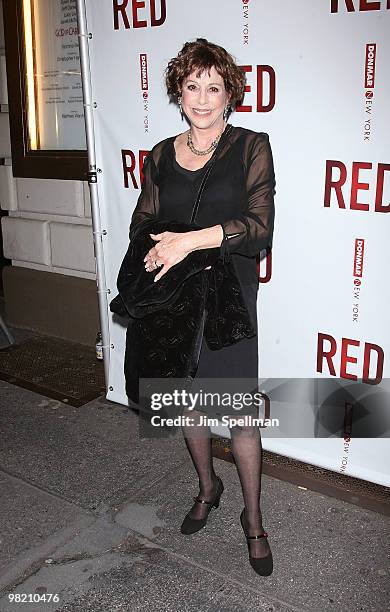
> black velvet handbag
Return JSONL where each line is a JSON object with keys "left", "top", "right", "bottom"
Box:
{"left": 109, "top": 217, "right": 255, "bottom": 403}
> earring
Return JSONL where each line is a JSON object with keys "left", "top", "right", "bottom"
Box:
{"left": 223, "top": 105, "right": 231, "bottom": 121}
{"left": 178, "top": 96, "right": 184, "bottom": 121}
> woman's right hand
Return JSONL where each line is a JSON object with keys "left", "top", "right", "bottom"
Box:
{"left": 144, "top": 230, "right": 195, "bottom": 282}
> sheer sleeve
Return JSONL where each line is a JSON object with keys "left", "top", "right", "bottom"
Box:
{"left": 219, "top": 132, "right": 275, "bottom": 261}
{"left": 129, "top": 150, "right": 160, "bottom": 240}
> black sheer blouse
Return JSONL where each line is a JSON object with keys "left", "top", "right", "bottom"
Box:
{"left": 129, "top": 125, "right": 276, "bottom": 287}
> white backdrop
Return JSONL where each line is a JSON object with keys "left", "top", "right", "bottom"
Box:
{"left": 83, "top": 0, "right": 390, "bottom": 486}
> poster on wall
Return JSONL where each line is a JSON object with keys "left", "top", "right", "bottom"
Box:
{"left": 83, "top": 0, "right": 390, "bottom": 487}
{"left": 28, "top": 0, "right": 86, "bottom": 149}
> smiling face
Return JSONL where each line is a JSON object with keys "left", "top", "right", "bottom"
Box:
{"left": 181, "top": 65, "right": 230, "bottom": 131}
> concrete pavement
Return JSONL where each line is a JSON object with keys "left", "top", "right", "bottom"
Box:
{"left": 0, "top": 328, "right": 389, "bottom": 611}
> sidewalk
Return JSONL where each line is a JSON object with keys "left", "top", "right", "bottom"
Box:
{"left": 0, "top": 328, "right": 389, "bottom": 611}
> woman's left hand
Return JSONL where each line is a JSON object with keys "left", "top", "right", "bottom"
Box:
{"left": 144, "top": 231, "right": 194, "bottom": 282}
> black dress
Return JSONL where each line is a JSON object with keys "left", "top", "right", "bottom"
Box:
{"left": 128, "top": 124, "right": 276, "bottom": 403}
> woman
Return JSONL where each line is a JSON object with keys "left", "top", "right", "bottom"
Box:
{"left": 128, "top": 38, "right": 276, "bottom": 576}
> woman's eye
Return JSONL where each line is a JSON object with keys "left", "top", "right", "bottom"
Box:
{"left": 187, "top": 84, "right": 196, "bottom": 91}
{"left": 210, "top": 87, "right": 220, "bottom": 93}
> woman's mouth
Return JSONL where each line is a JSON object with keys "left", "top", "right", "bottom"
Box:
{"left": 192, "top": 108, "right": 212, "bottom": 116}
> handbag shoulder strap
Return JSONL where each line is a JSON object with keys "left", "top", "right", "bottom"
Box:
{"left": 190, "top": 125, "right": 233, "bottom": 224}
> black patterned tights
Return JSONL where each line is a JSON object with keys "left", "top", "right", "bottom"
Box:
{"left": 181, "top": 407, "right": 271, "bottom": 559}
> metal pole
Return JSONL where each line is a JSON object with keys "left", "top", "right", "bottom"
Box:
{"left": 76, "top": 0, "right": 110, "bottom": 389}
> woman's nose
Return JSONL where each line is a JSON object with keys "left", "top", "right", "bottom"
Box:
{"left": 197, "top": 89, "right": 208, "bottom": 105}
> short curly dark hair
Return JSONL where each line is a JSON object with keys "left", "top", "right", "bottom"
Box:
{"left": 165, "top": 38, "right": 246, "bottom": 108}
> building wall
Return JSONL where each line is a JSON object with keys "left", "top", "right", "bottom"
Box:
{"left": 0, "top": 1, "right": 99, "bottom": 345}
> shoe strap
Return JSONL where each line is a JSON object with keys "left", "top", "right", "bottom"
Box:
{"left": 246, "top": 531, "right": 268, "bottom": 540}
{"left": 193, "top": 496, "right": 213, "bottom": 505}
{"left": 192, "top": 478, "right": 221, "bottom": 506}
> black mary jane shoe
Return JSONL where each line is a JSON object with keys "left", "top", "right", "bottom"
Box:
{"left": 240, "top": 508, "right": 273, "bottom": 576}
{"left": 180, "top": 476, "right": 224, "bottom": 535}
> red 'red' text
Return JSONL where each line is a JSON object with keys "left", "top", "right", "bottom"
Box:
{"left": 236, "top": 65, "right": 276, "bottom": 113}
{"left": 331, "top": 0, "right": 390, "bottom": 12}
{"left": 324, "top": 161, "right": 390, "bottom": 212}
{"left": 121, "top": 149, "right": 149, "bottom": 188}
{"left": 317, "top": 333, "right": 384, "bottom": 384}
{"left": 113, "top": 0, "right": 166, "bottom": 29}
